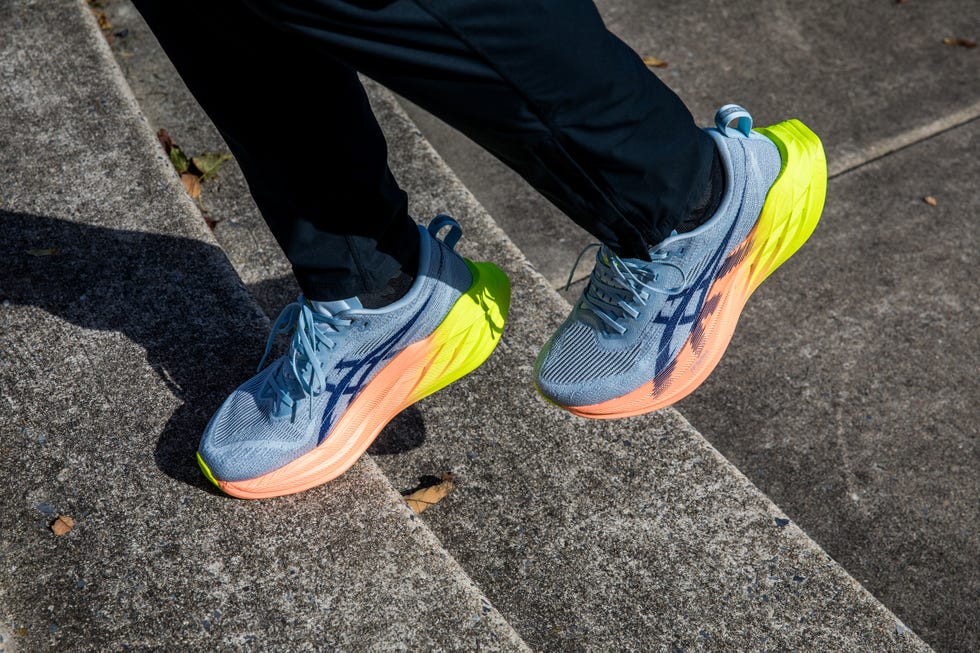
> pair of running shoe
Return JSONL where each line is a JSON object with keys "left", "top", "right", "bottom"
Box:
{"left": 197, "top": 106, "right": 827, "bottom": 499}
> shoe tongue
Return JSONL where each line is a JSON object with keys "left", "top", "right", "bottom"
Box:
{"left": 309, "top": 297, "right": 362, "bottom": 316}
{"left": 599, "top": 248, "right": 611, "bottom": 267}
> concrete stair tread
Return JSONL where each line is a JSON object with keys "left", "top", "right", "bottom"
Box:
{"left": 398, "top": 3, "right": 980, "bottom": 648}
{"left": 0, "top": 2, "right": 526, "bottom": 650}
{"left": 367, "top": 86, "right": 928, "bottom": 651}
{"left": 0, "top": 0, "right": 936, "bottom": 650}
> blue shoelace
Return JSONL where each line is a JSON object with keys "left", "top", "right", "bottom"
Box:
{"left": 566, "top": 244, "right": 680, "bottom": 336}
{"left": 257, "top": 297, "right": 351, "bottom": 417}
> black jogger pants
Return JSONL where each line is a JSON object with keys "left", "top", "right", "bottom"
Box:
{"left": 133, "top": 0, "right": 715, "bottom": 301}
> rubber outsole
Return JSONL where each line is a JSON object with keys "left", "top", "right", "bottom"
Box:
{"left": 565, "top": 119, "right": 827, "bottom": 419}
{"left": 199, "top": 259, "right": 510, "bottom": 499}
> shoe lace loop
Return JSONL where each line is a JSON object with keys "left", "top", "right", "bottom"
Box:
{"left": 257, "top": 297, "right": 350, "bottom": 417}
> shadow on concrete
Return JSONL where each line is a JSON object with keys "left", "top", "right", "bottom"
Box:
{"left": 241, "top": 274, "right": 302, "bottom": 320}
{"left": 368, "top": 407, "right": 427, "bottom": 456}
{"left": 1, "top": 211, "right": 426, "bottom": 494}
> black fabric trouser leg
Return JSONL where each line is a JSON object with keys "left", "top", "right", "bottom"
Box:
{"left": 134, "top": 0, "right": 419, "bottom": 300}
{"left": 134, "top": 0, "right": 716, "bottom": 301}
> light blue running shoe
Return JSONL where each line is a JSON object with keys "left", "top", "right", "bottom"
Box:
{"left": 198, "top": 215, "right": 510, "bottom": 498}
{"left": 534, "top": 105, "right": 826, "bottom": 418}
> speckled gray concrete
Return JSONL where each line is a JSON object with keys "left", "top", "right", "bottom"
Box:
{"left": 90, "top": 1, "right": 937, "bottom": 649}
{"left": 400, "top": 0, "right": 980, "bottom": 290}
{"left": 365, "top": 85, "right": 928, "bottom": 652}
{"left": 0, "top": 2, "right": 528, "bottom": 651}
{"left": 675, "top": 122, "right": 980, "bottom": 651}
{"left": 398, "top": 3, "right": 979, "bottom": 650}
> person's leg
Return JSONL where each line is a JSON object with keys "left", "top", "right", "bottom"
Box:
{"left": 230, "top": 1, "right": 824, "bottom": 420}
{"left": 239, "top": 0, "right": 718, "bottom": 260}
{"left": 132, "top": 0, "right": 514, "bottom": 497}
{"left": 134, "top": 0, "right": 823, "bottom": 496}
{"left": 138, "top": 0, "right": 717, "bottom": 273}
{"left": 133, "top": 0, "right": 419, "bottom": 301}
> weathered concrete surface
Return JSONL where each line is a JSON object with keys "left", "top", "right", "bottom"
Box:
{"left": 677, "top": 121, "right": 980, "bottom": 651}
{"left": 92, "top": 5, "right": 931, "bottom": 648}
{"left": 368, "top": 83, "right": 929, "bottom": 653}
{"left": 0, "top": 2, "right": 527, "bottom": 651}
{"left": 397, "top": 3, "right": 980, "bottom": 650}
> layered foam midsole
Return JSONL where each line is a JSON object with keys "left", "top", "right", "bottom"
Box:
{"left": 201, "top": 260, "right": 511, "bottom": 498}
{"left": 567, "top": 119, "right": 827, "bottom": 419}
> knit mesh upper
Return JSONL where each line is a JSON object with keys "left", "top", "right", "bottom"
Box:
{"left": 535, "top": 128, "right": 781, "bottom": 407}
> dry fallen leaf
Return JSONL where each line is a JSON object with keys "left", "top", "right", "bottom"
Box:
{"left": 26, "top": 248, "right": 58, "bottom": 256}
{"left": 923, "top": 195, "right": 937, "bottom": 206}
{"left": 169, "top": 146, "right": 190, "bottom": 174}
{"left": 154, "top": 129, "right": 223, "bottom": 223}
{"left": 405, "top": 473, "right": 455, "bottom": 514}
{"left": 181, "top": 172, "right": 201, "bottom": 199}
{"left": 51, "top": 515, "right": 74, "bottom": 536}
{"left": 157, "top": 128, "right": 176, "bottom": 153}
{"left": 88, "top": 3, "right": 112, "bottom": 43}
{"left": 192, "top": 152, "right": 232, "bottom": 181}
{"left": 942, "top": 37, "right": 977, "bottom": 49}
{"left": 642, "top": 55, "right": 668, "bottom": 68}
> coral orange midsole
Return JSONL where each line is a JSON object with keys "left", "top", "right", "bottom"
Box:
{"left": 567, "top": 119, "right": 827, "bottom": 419}
{"left": 199, "top": 259, "right": 510, "bottom": 499}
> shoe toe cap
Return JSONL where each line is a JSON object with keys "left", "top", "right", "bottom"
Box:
{"left": 198, "top": 391, "right": 317, "bottom": 483}
{"left": 534, "top": 325, "right": 627, "bottom": 407}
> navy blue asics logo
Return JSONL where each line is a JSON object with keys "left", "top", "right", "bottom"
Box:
{"left": 651, "top": 190, "right": 747, "bottom": 372}
{"left": 316, "top": 293, "right": 433, "bottom": 443}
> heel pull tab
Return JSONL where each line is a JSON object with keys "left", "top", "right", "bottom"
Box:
{"left": 427, "top": 213, "right": 462, "bottom": 250}
{"left": 715, "top": 104, "right": 753, "bottom": 138}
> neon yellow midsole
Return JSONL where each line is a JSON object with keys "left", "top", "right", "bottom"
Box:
{"left": 751, "top": 119, "right": 827, "bottom": 287}
{"left": 406, "top": 259, "right": 511, "bottom": 403}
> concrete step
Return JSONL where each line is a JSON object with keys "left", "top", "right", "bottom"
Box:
{"left": 366, "top": 81, "right": 930, "bottom": 653}
{"left": 397, "top": 2, "right": 980, "bottom": 649}
{"left": 0, "top": 2, "right": 527, "bottom": 650}
{"left": 91, "top": 1, "right": 932, "bottom": 650}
